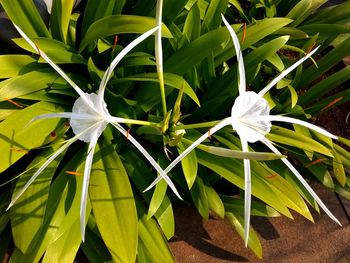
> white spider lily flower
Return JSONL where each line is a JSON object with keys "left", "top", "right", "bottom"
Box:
{"left": 8, "top": 25, "right": 181, "bottom": 241}
{"left": 149, "top": 15, "right": 341, "bottom": 247}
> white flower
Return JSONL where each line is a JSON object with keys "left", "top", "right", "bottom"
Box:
{"left": 148, "top": 15, "right": 341, "bottom": 246}
{"left": 7, "top": 24, "right": 181, "bottom": 241}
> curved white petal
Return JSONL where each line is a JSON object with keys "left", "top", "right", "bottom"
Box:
{"left": 98, "top": 26, "right": 160, "bottom": 109}
{"left": 155, "top": 0, "right": 165, "bottom": 98}
{"left": 241, "top": 138, "right": 251, "bottom": 248}
{"left": 261, "top": 137, "right": 341, "bottom": 226}
{"left": 26, "top": 112, "right": 95, "bottom": 128}
{"left": 7, "top": 134, "right": 80, "bottom": 210}
{"left": 258, "top": 46, "right": 320, "bottom": 97}
{"left": 13, "top": 24, "right": 93, "bottom": 109}
{"left": 251, "top": 115, "right": 338, "bottom": 140}
{"left": 221, "top": 14, "right": 246, "bottom": 95}
{"left": 146, "top": 118, "right": 232, "bottom": 190}
{"left": 80, "top": 131, "right": 99, "bottom": 242}
{"left": 110, "top": 122, "right": 182, "bottom": 200}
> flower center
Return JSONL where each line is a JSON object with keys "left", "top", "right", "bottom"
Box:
{"left": 70, "top": 93, "right": 109, "bottom": 142}
{"left": 231, "top": 91, "right": 272, "bottom": 143}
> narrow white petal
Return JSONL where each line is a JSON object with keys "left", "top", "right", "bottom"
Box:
{"left": 13, "top": 24, "right": 94, "bottom": 108}
{"left": 252, "top": 115, "right": 338, "bottom": 140}
{"left": 98, "top": 26, "right": 160, "bottom": 108}
{"left": 6, "top": 135, "right": 79, "bottom": 210}
{"left": 258, "top": 46, "right": 320, "bottom": 97}
{"left": 110, "top": 122, "right": 182, "bottom": 200}
{"left": 155, "top": 0, "right": 165, "bottom": 94}
{"left": 147, "top": 118, "right": 232, "bottom": 189}
{"left": 221, "top": 14, "right": 246, "bottom": 95}
{"left": 261, "top": 138, "right": 342, "bottom": 226}
{"left": 241, "top": 138, "right": 251, "bottom": 247}
{"left": 80, "top": 132, "right": 98, "bottom": 242}
{"left": 27, "top": 112, "right": 95, "bottom": 126}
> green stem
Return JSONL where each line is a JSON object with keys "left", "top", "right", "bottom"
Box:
{"left": 174, "top": 120, "right": 222, "bottom": 130}
{"left": 123, "top": 118, "right": 160, "bottom": 127}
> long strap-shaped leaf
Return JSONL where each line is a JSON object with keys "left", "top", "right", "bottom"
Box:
{"left": 261, "top": 138, "right": 341, "bottom": 226}
{"left": 258, "top": 46, "right": 320, "bottom": 97}
{"left": 146, "top": 118, "right": 232, "bottom": 191}
{"left": 110, "top": 122, "right": 182, "bottom": 200}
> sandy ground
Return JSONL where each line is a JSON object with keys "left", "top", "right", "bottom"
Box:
{"left": 169, "top": 183, "right": 350, "bottom": 262}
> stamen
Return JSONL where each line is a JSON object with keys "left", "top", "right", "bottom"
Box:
{"left": 208, "top": 128, "right": 212, "bottom": 139}
{"left": 241, "top": 23, "right": 247, "bottom": 44}
{"left": 66, "top": 171, "right": 82, "bottom": 176}
{"left": 304, "top": 158, "right": 327, "bottom": 168}
{"left": 4, "top": 98, "right": 24, "bottom": 108}
{"left": 126, "top": 129, "right": 130, "bottom": 140}
{"left": 266, "top": 173, "right": 277, "bottom": 179}
{"left": 321, "top": 97, "right": 343, "bottom": 111}
{"left": 9, "top": 148, "right": 29, "bottom": 154}
{"left": 112, "top": 35, "right": 119, "bottom": 52}
{"left": 64, "top": 120, "right": 70, "bottom": 127}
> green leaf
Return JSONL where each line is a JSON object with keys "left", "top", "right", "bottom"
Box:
{"left": 333, "top": 151, "right": 346, "bottom": 186}
{"left": 10, "top": 140, "right": 65, "bottom": 254}
{"left": 0, "top": 0, "right": 50, "bottom": 37}
{"left": 214, "top": 18, "right": 292, "bottom": 67}
{"left": 9, "top": 151, "right": 86, "bottom": 262}
{"left": 178, "top": 141, "right": 198, "bottom": 189}
{"left": 222, "top": 196, "right": 280, "bottom": 217}
{"left": 181, "top": 136, "right": 284, "bottom": 160}
{"left": 165, "top": 26, "right": 230, "bottom": 75}
{"left": 13, "top": 38, "right": 86, "bottom": 64}
{"left": 114, "top": 72, "right": 200, "bottom": 106}
{"left": 0, "top": 55, "right": 38, "bottom": 78}
{"left": 226, "top": 212, "right": 262, "bottom": 258}
{"left": 41, "top": 218, "right": 81, "bottom": 263}
{"left": 299, "top": 66, "right": 350, "bottom": 106}
{"left": 287, "top": 84, "right": 298, "bottom": 108}
{"left": 298, "top": 156, "right": 334, "bottom": 188}
{"left": 123, "top": 151, "right": 175, "bottom": 240}
{"left": 79, "top": 15, "right": 172, "bottom": 52}
{"left": 89, "top": 139, "right": 138, "bottom": 263}
{"left": 306, "top": 1, "right": 350, "bottom": 24}
{"left": 0, "top": 70, "right": 62, "bottom": 101}
{"left": 201, "top": 0, "right": 229, "bottom": 33}
{"left": 244, "top": 36, "right": 289, "bottom": 81}
{"left": 197, "top": 148, "right": 312, "bottom": 219}
{"left": 0, "top": 101, "right": 64, "bottom": 173}
{"left": 50, "top": 0, "right": 75, "bottom": 43}
{"left": 205, "top": 185, "right": 225, "bottom": 219}
{"left": 136, "top": 199, "right": 176, "bottom": 263}
{"left": 286, "top": 0, "right": 326, "bottom": 27}
{"left": 190, "top": 176, "right": 209, "bottom": 219}
{"left": 80, "top": 0, "right": 122, "bottom": 39}
{"left": 183, "top": 2, "right": 201, "bottom": 41}
{"left": 147, "top": 178, "right": 167, "bottom": 219}
{"left": 266, "top": 126, "right": 334, "bottom": 157}
{"left": 298, "top": 36, "right": 350, "bottom": 88}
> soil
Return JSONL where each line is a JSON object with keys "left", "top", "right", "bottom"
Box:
{"left": 169, "top": 182, "right": 350, "bottom": 262}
